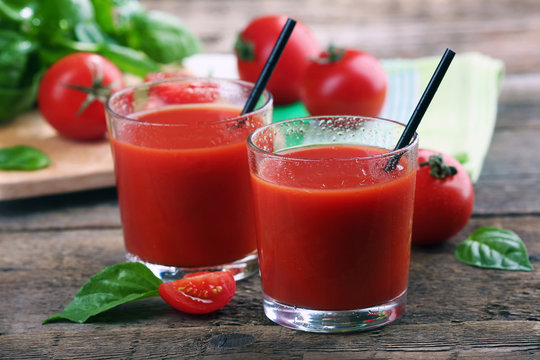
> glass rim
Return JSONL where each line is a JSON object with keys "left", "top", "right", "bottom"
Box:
{"left": 105, "top": 77, "right": 273, "bottom": 127}
{"left": 247, "top": 116, "right": 419, "bottom": 162}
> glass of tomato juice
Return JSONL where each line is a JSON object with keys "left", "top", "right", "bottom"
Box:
{"left": 247, "top": 116, "right": 418, "bottom": 332}
{"left": 105, "top": 78, "right": 272, "bottom": 281}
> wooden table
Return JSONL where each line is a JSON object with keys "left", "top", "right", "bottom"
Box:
{"left": 1, "top": 0, "right": 539, "bottom": 358}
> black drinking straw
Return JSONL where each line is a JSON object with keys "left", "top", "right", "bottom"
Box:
{"left": 385, "top": 48, "right": 456, "bottom": 171}
{"left": 241, "top": 18, "right": 297, "bottom": 115}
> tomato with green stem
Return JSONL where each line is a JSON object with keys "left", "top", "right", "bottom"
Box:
{"left": 158, "top": 271, "right": 236, "bottom": 314}
{"left": 412, "top": 149, "right": 475, "bottom": 245}
{"left": 300, "top": 46, "right": 387, "bottom": 117}
{"left": 234, "top": 15, "right": 320, "bottom": 105}
{"left": 38, "top": 52, "right": 124, "bottom": 141}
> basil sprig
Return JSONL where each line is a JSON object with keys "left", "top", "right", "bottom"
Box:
{"left": 455, "top": 227, "right": 534, "bottom": 271}
{"left": 0, "top": 0, "right": 200, "bottom": 122}
{"left": 0, "top": 145, "right": 50, "bottom": 170}
{"left": 43, "top": 262, "right": 163, "bottom": 324}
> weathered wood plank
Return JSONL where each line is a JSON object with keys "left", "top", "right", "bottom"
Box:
{"left": 473, "top": 103, "right": 540, "bottom": 215}
{"left": 1, "top": 216, "right": 538, "bottom": 335}
{"left": 0, "top": 188, "right": 121, "bottom": 232}
{"left": 482, "top": 123, "right": 540, "bottom": 178}
{"left": 1, "top": 322, "right": 539, "bottom": 359}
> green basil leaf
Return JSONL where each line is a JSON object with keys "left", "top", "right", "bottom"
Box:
{"left": 454, "top": 152, "right": 469, "bottom": 165}
{"left": 125, "top": 10, "right": 200, "bottom": 64}
{"left": 0, "top": 145, "right": 50, "bottom": 170}
{"left": 74, "top": 21, "right": 107, "bottom": 43}
{"left": 0, "top": 84, "right": 38, "bottom": 123}
{"left": 0, "top": 30, "right": 37, "bottom": 88}
{"left": 97, "top": 42, "right": 160, "bottom": 77}
{"left": 34, "top": 0, "right": 95, "bottom": 41}
{"left": 37, "top": 46, "right": 78, "bottom": 68}
{"left": 43, "top": 262, "right": 163, "bottom": 324}
{"left": 0, "top": 0, "right": 31, "bottom": 24}
{"left": 455, "top": 227, "right": 534, "bottom": 271}
{"left": 90, "top": 0, "right": 144, "bottom": 38}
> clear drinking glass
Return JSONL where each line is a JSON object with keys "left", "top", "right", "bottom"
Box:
{"left": 105, "top": 78, "right": 272, "bottom": 281}
{"left": 247, "top": 116, "right": 418, "bottom": 332}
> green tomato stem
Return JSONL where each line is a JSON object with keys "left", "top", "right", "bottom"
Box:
{"left": 420, "top": 154, "right": 458, "bottom": 179}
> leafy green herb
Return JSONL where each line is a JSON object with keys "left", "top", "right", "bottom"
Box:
{"left": 98, "top": 42, "right": 160, "bottom": 76}
{"left": 454, "top": 152, "right": 469, "bottom": 165}
{"left": 43, "top": 262, "right": 163, "bottom": 324}
{"left": 0, "top": 0, "right": 200, "bottom": 122}
{"left": 127, "top": 10, "right": 201, "bottom": 64}
{"left": 91, "top": 0, "right": 145, "bottom": 38}
{"left": 455, "top": 227, "right": 534, "bottom": 271}
{"left": 0, "top": 72, "right": 43, "bottom": 121}
{"left": 0, "top": 30, "right": 41, "bottom": 120}
{"left": 0, "top": 145, "right": 50, "bottom": 170}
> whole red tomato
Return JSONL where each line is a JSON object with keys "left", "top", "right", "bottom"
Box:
{"left": 412, "top": 149, "right": 475, "bottom": 245}
{"left": 300, "top": 47, "right": 387, "bottom": 116}
{"left": 158, "top": 271, "right": 236, "bottom": 314}
{"left": 234, "top": 15, "right": 321, "bottom": 105}
{"left": 38, "top": 52, "right": 124, "bottom": 141}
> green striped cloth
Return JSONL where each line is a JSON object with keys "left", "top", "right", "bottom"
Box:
{"left": 274, "top": 53, "right": 504, "bottom": 182}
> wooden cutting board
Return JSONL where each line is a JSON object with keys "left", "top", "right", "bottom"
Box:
{"left": 0, "top": 111, "right": 115, "bottom": 201}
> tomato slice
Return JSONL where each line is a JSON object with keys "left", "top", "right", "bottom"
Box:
{"left": 158, "top": 271, "right": 236, "bottom": 314}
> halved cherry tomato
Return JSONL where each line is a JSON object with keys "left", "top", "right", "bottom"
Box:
{"left": 158, "top": 271, "right": 236, "bottom": 314}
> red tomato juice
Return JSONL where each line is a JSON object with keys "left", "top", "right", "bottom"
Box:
{"left": 251, "top": 145, "right": 416, "bottom": 310}
{"left": 111, "top": 105, "right": 262, "bottom": 267}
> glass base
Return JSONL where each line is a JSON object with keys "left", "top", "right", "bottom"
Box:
{"left": 126, "top": 252, "right": 259, "bottom": 282}
{"left": 263, "top": 290, "right": 407, "bottom": 333}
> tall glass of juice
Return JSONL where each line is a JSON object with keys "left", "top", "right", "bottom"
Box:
{"left": 105, "top": 78, "right": 272, "bottom": 280}
{"left": 247, "top": 116, "right": 418, "bottom": 332}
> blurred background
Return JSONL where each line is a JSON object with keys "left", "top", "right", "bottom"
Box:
{"left": 141, "top": 0, "right": 540, "bottom": 75}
